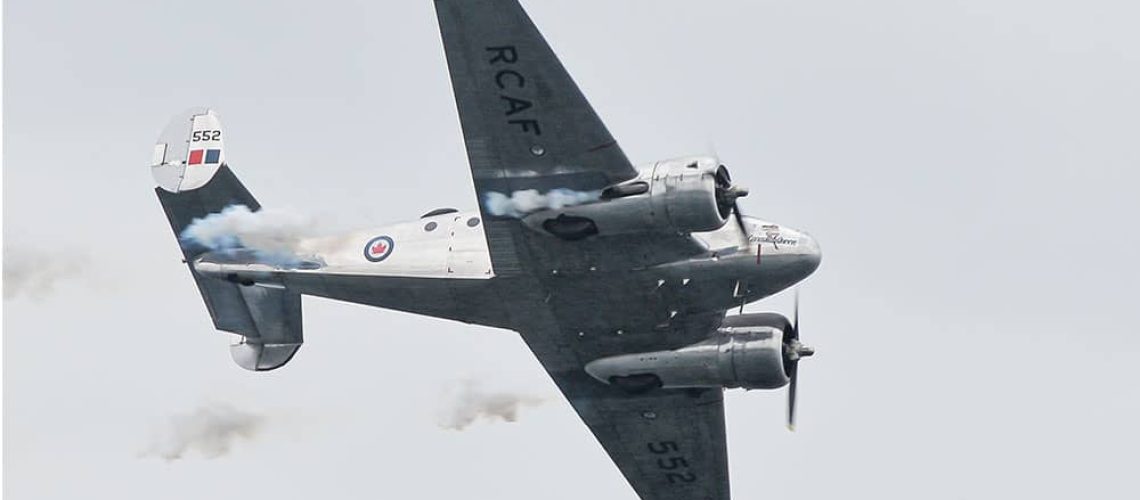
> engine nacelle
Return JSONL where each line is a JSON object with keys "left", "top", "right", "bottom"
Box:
{"left": 523, "top": 157, "right": 740, "bottom": 239}
{"left": 584, "top": 313, "right": 795, "bottom": 391}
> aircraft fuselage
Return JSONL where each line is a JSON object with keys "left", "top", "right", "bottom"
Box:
{"left": 194, "top": 190, "right": 821, "bottom": 336}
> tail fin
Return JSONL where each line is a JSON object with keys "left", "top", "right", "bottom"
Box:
{"left": 152, "top": 108, "right": 303, "bottom": 371}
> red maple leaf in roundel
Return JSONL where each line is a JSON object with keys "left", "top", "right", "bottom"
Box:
{"left": 371, "top": 241, "right": 388, "bottom": 255}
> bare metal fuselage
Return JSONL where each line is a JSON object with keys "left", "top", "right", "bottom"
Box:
{"left": 194, "top": 201, "right": 821, "bottom": 335}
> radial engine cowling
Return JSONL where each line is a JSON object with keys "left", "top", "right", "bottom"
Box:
{"left": 523, "top": 157, "right": 746, "bottom": 239}
{"left": 584, "top": 313, "right": 796, "bottom": 392}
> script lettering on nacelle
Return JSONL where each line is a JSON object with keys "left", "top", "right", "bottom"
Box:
{"left": 486, "top": 46, "right": 542, "bottom": 136}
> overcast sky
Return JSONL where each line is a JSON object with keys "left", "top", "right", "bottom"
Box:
{"left": 4, "top": 1, "right": 1139, "bottom": 499}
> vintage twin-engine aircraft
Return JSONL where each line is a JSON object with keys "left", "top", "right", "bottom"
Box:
{"left": 151, "top": 1, "right": 821, "bottom": 499}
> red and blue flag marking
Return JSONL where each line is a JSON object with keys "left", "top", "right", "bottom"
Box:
{"left": 188, "top": 149, "right": 222, "bottom": 165}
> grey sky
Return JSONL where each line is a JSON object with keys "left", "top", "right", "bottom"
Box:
{"left": 5, "top": 1, "right": 1139, "bottom": 499}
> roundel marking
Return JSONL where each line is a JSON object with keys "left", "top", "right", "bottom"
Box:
{"left": 364, "top": 236, "right": 395, "bottom": 262}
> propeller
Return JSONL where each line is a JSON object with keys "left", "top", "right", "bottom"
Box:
{"left": 713, "top": 164, "right": 750, "bottom": 245}
{"left": 712, "top": 159, "right": 812, "bottom": 429}
{"left": 784, "top": 289, "right": 815, "bottom": 431}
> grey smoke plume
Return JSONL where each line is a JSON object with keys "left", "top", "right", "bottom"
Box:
{"left": 180, "top": 205, "right": 318, "bottom": 266}
{"left": 143, "top": 403, "right": 265, "bottom": 461}
{"left": 437, "top": 380, "right": 547, "bottom": 431}
{"left": 483, "top": 189, "right": 600, "bottom": 218}
{"left": 3, "top": 243, "right": 87, "bottom": 300}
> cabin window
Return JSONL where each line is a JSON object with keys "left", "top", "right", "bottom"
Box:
{"left": 424, "top": 221, "right": 438, "bottom": 232}
{"left": 467, "top": 217, "right": 481, "bottom": 227}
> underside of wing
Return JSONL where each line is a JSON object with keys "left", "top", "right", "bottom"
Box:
{"left": 562, "top": 373, "right": 731, "bottom": 500}
{"left": 502, "top": 289, "right": 732, "bottom": 500}
{"left": 434, "top": 0, "right": 637, "bottom": 192}
{"left": 521, "top": 348, "right": 734, "bottom": 500}
{"left": 435, "top": 0, "right": 653, "bottom": 275}
{"left": 432, "top": 7, "right": 736, "bottom": 494}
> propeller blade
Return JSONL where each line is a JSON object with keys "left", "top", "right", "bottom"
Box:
{"left": 793, "top": 288, "right": 800, "bottom": 334}
{"left": 714, "top": 164, "right": 750, "bottom": 246}
{"left": 733, "top": 201, "right": 750, "bottom": 246}
{"left": 786, "top": 361, "right": 798, "bottom": 431}
{"left": 733, "top": 201, "right": 746, "bottom": 230}
{"left": 706, "top": 141, "right": 720, "bottom": 160}
{"left": 787, "top": 288, "right": 809, "bottom": 431}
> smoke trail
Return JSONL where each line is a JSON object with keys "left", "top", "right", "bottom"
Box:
{"left": 142, "top": 403, "right": 265, "bottom": 461}
{"left": 437, "top": 379, "right": 547, "bottom": 431}
{"left": 3, "top": 243, "right": 87, "bottom": 300}
{"left": 483, "top": 188, "right": 600, "bottom": 218}
{"left": 180, "top": 205, "right": 318, "bottom": 266}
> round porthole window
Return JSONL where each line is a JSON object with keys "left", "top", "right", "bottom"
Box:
{"left": 466, "top": 217, "right": 481, "bottom": 227}
{"left": 424, "top": 221, "right": 438, "bottom": 232}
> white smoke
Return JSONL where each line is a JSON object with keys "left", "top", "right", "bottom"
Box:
{"left": 437, "top": 379, "right": 547, "bottom": 431}
{"left": 483, "top": 189, "right": 600, "bottom": 218}
{"left": 3, "top": 243, "right": 88, "bottom": 300}
{"left": 180, "top": 205, "right": 318, "bottom": 266}
{"left": 142, "top": 403, "right": 265, "bottom": 461}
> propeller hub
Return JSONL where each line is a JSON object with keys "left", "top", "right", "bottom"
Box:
{"left": 715, "top": 183, "right": 749, "bottom": 218}
{"left": 784, "top": 339, "right": 815, "bottom": 362}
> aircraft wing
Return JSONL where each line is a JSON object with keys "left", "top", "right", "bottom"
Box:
{"left": 512, "top": 299, "right": 732, "bottom": 500}
{"left": 435, "top": 0, "right": 663, "bottom": 276}
{"left": 576, "top": 388, "right": 730, "bottom": 500}
{"left": 435, "top": 4, "right": 733, "bottom": 497}
{"left": 565, "top": 387, "right": 730, "bottom": 500}
{"left": 434, "top": 0, "right": 637, "bottom": 188}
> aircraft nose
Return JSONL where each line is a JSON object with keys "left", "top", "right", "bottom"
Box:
{"left": 783, "top": 228, "right": 822, "bottom": 280}
{"left": 745, "top": 218, "right": 822, "bottom": 283}
{"left": 798, "top": 231, "right": 822, "bottom": 273}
